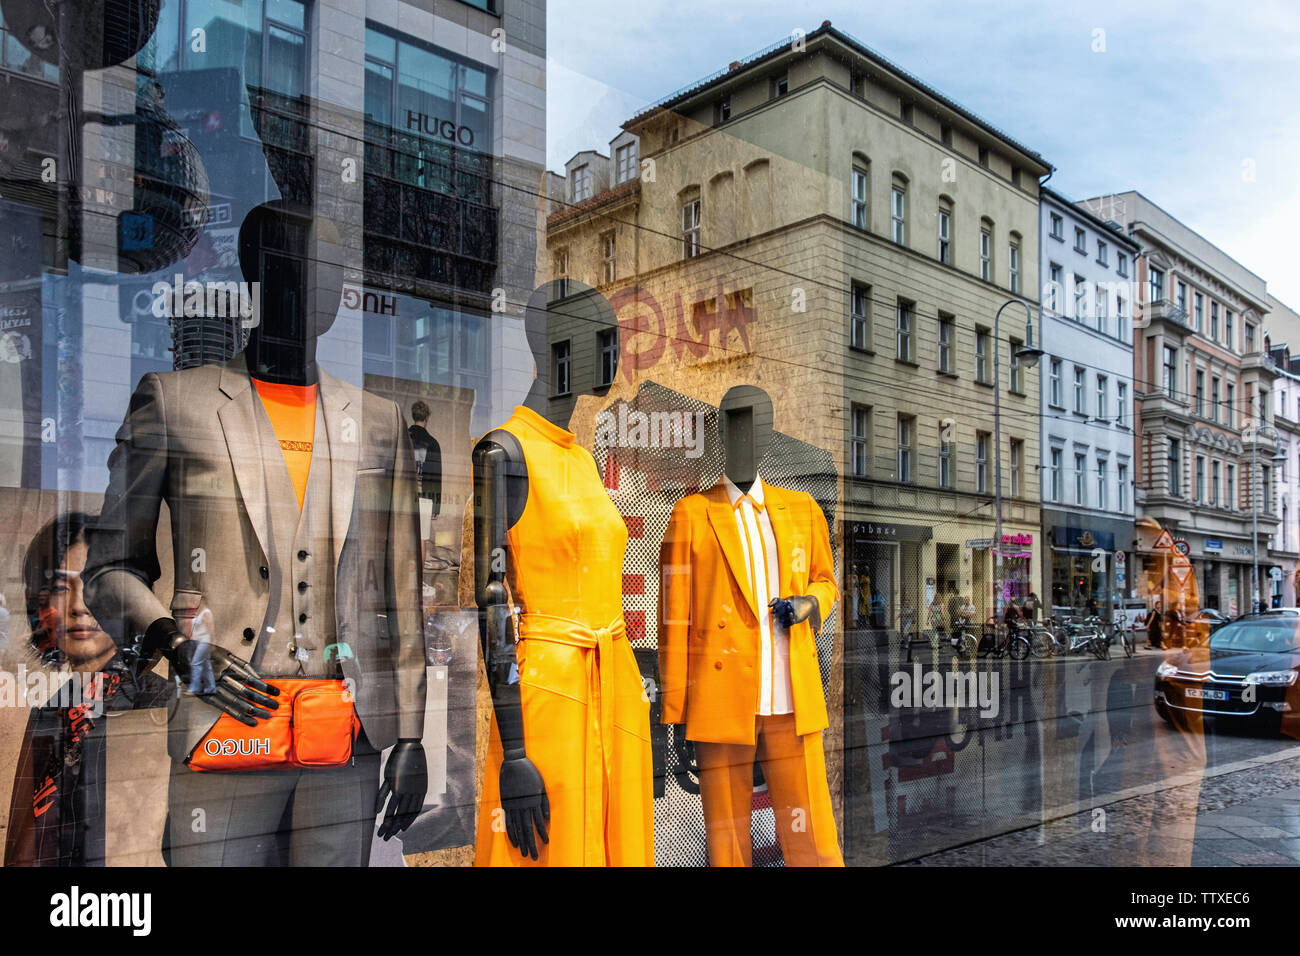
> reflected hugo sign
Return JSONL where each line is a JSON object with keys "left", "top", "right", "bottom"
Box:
{"left": 609, "top": 278, "right": 756, "bottom": 383}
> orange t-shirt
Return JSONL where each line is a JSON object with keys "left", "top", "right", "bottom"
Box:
{"left": 252, "top": 379, "right": 317, "bottom": 509}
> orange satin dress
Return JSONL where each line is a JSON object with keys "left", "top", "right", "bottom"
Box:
{"left": 474, "top": 405, "right": 654, "bottom": 867}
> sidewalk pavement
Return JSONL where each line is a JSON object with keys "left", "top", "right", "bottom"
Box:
{"left": 912, "top": 743, "right": 1300, "bottom": 866}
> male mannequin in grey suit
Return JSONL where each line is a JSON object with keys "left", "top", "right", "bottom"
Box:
{"left": 84, "top": 202, "right": 428, "bottom": 865}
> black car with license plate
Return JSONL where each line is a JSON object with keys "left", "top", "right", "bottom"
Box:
{"left": 1154, "top": 610, "right": 1300, "bottom": 731}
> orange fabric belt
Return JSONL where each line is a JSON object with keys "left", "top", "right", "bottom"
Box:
{"left": 517, "top": 612, "right": 625, "bottom": 866}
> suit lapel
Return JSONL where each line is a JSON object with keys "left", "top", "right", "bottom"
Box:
{"left": 217, "top": 356, "right": 271, "bottom": 560}
{"left": 763, "top": 480, "right": 795, "bottom": 599}
{"left": 705, "top": 484, "right": 760, "bottom": 620}
{"left": 319, "top": 369, "right": 360, "bottom": 571}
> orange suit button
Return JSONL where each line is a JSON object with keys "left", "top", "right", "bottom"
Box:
{"left": 713, "top": 661, "right": 723, "bottom": 670}
{"left": 717, "top": 620, "right": 726, "bottom": 628}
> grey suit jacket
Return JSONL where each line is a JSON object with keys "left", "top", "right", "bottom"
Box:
{"left": 84, "top": 354, "right": 426, "bottom": 761}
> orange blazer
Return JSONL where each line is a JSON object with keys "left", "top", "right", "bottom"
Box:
{"left": 658, "top": 480, "right": 838, "bottom": 746}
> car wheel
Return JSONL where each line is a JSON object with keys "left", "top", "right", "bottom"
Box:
{"left": 1154, "top": 699, "right": 1173, "bottom": 725}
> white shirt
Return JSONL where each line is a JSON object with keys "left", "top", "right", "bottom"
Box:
{"left": 722, "top": 475, "right": 792, "bottom": 715}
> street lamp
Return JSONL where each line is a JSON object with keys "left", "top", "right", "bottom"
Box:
{"left": 992, "top": 298, "right": 1043, "bottom": 617}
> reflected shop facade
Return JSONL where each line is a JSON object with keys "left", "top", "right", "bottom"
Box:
{"left": 0, "top": 7, "right": 1220, "bottom": 869}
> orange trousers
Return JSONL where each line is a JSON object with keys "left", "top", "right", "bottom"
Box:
{"left": 695, "top": 713, "right": 843, "bottom": 867}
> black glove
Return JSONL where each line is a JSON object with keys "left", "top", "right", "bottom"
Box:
{"left": 146, "top": 617, "right": 279, "bottom": 725}
{"left": 375, "top": 739, "right": 428, "bottom": 840}
{"left": 499, "top": 749, "right": 549, "bottom": 861}
{"left": 770, "top": 595, "right": 818, "bottom": 628}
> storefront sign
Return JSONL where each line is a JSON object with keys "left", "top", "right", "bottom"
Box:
{"left": 850, "top": 521, "right": 931, "bottom": 542}
{"left": 1051, "top": 526, "right": 1115, "bottom": 551}
{"left": 1204, "top": 538, "right": 1223, "bottom": 553}
{"left": 405, "top": 110, "right": 476, "bottom": 147}
{"left": 1001, "top": 532, "right": 1033, "bottom": 546}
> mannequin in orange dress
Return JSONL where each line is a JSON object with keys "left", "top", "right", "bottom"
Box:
{"left": 472, "top": 284, "right": 653, "bottom": 866}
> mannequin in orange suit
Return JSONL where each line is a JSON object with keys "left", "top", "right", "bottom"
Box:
{"left": 659, "top": 386, "right": 843, "bottom": 866}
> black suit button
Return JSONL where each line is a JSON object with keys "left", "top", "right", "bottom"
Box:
{"left": 298, "top": 581, "right": 308, "bottom": 593}
{"left": 259, "top": 566, "right": 269, "bottom": 579}
{"left": 299, "top": 613, "right": 308, "bottom": 624}
{"left": 298, "top": 550, "right": 309, "bottom": 560}
{"left": 242, "top": 627, "right": 255, "bottom": 643}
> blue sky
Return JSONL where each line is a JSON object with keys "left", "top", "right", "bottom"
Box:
{"left": 546, "top": 0, "right": 1300, "bottom": 311}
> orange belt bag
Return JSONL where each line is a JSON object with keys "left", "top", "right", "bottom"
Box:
{"left": 187, "top": 678, "right": 360, "bottom": 772}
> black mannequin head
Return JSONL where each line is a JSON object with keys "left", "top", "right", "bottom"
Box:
{"left": 237, "top": 200, "right": 344, "bottom": 385}
{"left": 718, "top": 385, "right": 774, "bottom": 492}
{"left": 521, "top": 279, "right": 618, "bottom": 425}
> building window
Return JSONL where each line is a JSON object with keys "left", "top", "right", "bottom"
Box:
{"left": 1048, "top": 263, "right": 1064, "bottom": 312}
{"left": 938, "top": 427, "right": 953, "bottom": 489}
{"left": 1009, "top": 338, "right": 1024, "bottom": 392}
{"left": 1167, "top": 438, "right": 1181, "bottom": 496}
{"left": 978, "top": 146, "right": 989, "bottom": 167}
{"left": 975, "top": 327, "right": 990, "bottom": 383}
{"left": 1117, "top": 251, "right": 1128, "bottom": 277}
{"left": 1211, "top": 301, "right": 1220, "bottom": 340}
{"left": 601, "top": 231, "right": 616, "bottom": 284}
{"left": 1226, "top": 310, "right": 1235, "bottom": 348}
{"left": 1096, "top": 287, "right": 1107, "bottom": 332}
{"left": 1117, "top": 381, "right": 1127, "bottom": 426}
{"left": 1176, "top": 281, "right": 1188, "bottom": 315}
{"left": 1050, "top": 213, "right": 1064, "bottom": 240}
{"left": 850, "top": 283, "right": 871, "bottom": 350}
{"left": 1074, "top": 274, "right": 1089, "bottom": 322}
{"left": 571, "top": 164, "right": 592, "bottom": 202}
{"left": 1010, "top": 439, "right": 1023, "bottom": 497}
{"left": 891, "top": 182, "right": 906, "bottom": 244}
{"left": 1049, "top": 358, "right": 1062, "bottom": 407}
{"left": 1116, "top": 292, "right": 1128, "bottom": 338}
{"left": 938, "top": 314, "right": 954, "bottom": 373}
{"left": 1162, "top": 345, "right": 1177, "bottom": 397}
{"left": 1097, "top": 458, "right": 1108, "bottom": 510}
{"left": 896, "top": 299, "right": 913, "bottom": 362}
{"left": 1074, "top": 226, "right": 1087, "bottom": 254}
{"left": 1194, "top": 292, "right": 1204, "bottom": 332}
{"left": 772, "top": 74, "right": 788, "bottom": 98}
{"left": 938, "top": 207, "right": 951, "bottom": 263}
{"left": 1008, "top": 239, "right": 1020, "bottom": 293}
{"left": 1212, "top": 376, "right": 1221, "bottom": 423}
{"left": 897, "top": 415, "right": 913, "bottom": 483}
{"left": 715, "top": 97, "right": 731, "bottom": 124}
{"left": 681, "top": 199, "right": 701, "bottom": 259}
{"left": 1074, "top": 366, "right": 1087, "bottom": 414}
{"left": 1195, "top": 455, "right": 1206, "bottom": 502}
{"left": 1050, "top": 447, "right": 1063, "bottom": 502}
{"left": 1246, "top": 322, "right": 1257, "bottom": 353}
{"left": 1118, "top": 461, "right": 1129, "bottom": 511}
{"left": 1227, "top": 382, "right": 1236, "bottom": 426}
{"left": 615, "top": 141, "right": 639, "bottom": 183}
{"left": 1211, "top": 460, "right": 1221, "bottom": 506}
{"left": 553, "top": 248, "right": 570, "bottom": 299}
{"left": 851, "top": 404, "right": 871, "bottom": 477}
{"left": 597, "top": 328, "right": 618, "bottom": 387}
{"left": 1195, "top": 370, "right": 1205, "bottom": 417}
{"left": 979, "top": 223, "right": 992, "bottom": 281}
{"left": 1227, "top": 463, "right": 1237, "bottom": 508}
{"left": 1097, "top": 239, "right": 1108, "bottom": 266}
{"left": 1097, "top": 375, "right": 1108, "bottom": 420}
{"left": 851, "top": 165, "right": 869, "bottom": 229}
{"left": 552, "top": 340, "right": 571, "bottom": 396}
{"left": 1074, "top": 453, "right": 1087, "bottom": 506}
{"left": 976, "top": 432, "right": 990, "bottom": 494}
{"left": 1150, "top": 266, "right": 1165, "bottom": 303}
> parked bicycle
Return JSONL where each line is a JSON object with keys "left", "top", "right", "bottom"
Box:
{"left": 1110, "top": 609, "right": 1136, "bottom": 658}
{"left": 1061, "top": 615, "right": 1110, "bottom": 660}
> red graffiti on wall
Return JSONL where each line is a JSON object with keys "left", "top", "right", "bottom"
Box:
{"left": 609, "top": 278, "right": 755, "bottom": 383}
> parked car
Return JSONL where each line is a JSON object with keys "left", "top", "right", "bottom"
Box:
{"left": 1155, "top": 609, "right": 1300, "bottom": 732}
{"left": 1185, "top": 608, "right": 1231, "bottom": 645}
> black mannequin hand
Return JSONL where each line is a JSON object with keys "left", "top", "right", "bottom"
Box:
{"left": 147, "top": 618, "right": 280, "bottom": 725}
{"left": 499, "top": 749, "right": 549, "bottom": 861}
{"left": 770, "top": 595, "right": 817, "bottom": 628}
{"left": 375, "top": 739, "right": 428, "bottom": 840}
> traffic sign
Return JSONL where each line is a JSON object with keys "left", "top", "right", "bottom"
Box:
{"left": 1171, "top": 564, "right": 1192, "bottom": 586}
{"left": 1154, "top": 529, "right": 1175, "bottom": 551}
{"left": 1114, "top": 551, "right": 1126, "bottom": 565}
{"left": 1172, "top": 540, "right": 1191, "bottom": 556}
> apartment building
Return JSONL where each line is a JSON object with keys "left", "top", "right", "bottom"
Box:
{"left": 547, "top": 20, "right": 1050, "bottom": 862}
{"left": 1267, "top": 295, "right": 1300, "bottom": 605}
{"left": 1081, "top": 191, "right": 1278, "bottom": 615}
{"left": 1038, "top": 188, "right": 1140, "bottom": 619}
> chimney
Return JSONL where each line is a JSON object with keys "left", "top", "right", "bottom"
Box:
{"left": 821, "top": 20, "right": 831, "bottom": 28}
{"left": 729, "top": 60, "right": 742, "bottom": 72}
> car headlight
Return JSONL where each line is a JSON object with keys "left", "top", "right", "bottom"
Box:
{"left": 1244, "top": 671, "right": 1298, "bottom": 686}
{"left": 1156, "top": 662, "right": 1178, "bottom": 678}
